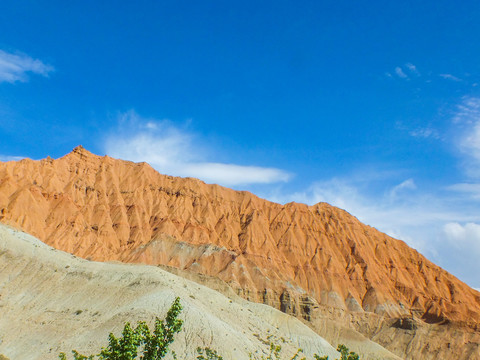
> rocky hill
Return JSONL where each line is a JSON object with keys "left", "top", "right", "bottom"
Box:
{"left": 0, "top": 224, "right": 358, "bottom": 359}
{"left": 1, "top": 146, "right": 479, "bottom": 359}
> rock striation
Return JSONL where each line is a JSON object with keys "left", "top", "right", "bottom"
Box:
{"left": 0, "top": 224, "right": 350, "bottom": 360}
{"left": 1, "top": 146, "right": 479, "bottom": 358}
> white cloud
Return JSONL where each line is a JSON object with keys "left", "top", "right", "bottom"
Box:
{"left": 409, "top": 127, "right": 440, "bottom": 139}
{"left": 395, "top": 67, "right": 408, "bottom": 79}
{"left": 183, "top": 162, "right": 290, "bottom": 185}
{"left": 447, "top": 183, "right": 480, "bottom": 199}
{"left": 145, "top": 121, "right": 159, "bottom": 130}
{"left": 451, "top": 97, "right": 480, "bottom": 177}
{"left": 440, "top": 73, "right": 461, "bottom": 82}
{"left": 0, "top": 49, "right": 53, "bottom": 83}
{"left": 389, "top": 178, "right": 416, "bottom": 199}
{"left": 452, "top": 96, "right": 480, "bottom": 124}
{"left": 405, "top": 63, "right": 420, "bottom": 76}
{"left": 392, "top": 63, "right": 419, "bottom": 79}
{"left": 269, "top": 176, "right": 460, "bottom": 231}
{"left": 0, "top": 155, "right": 25, "bottom": 162}
{"left": 104, "top": 110, "right": 292, "bottom": 187}
{"left": 460, "top": 121, "right": 480, "bottom": 161}
{"left": 443, "top": 222, "right": 480, "bottom": 254}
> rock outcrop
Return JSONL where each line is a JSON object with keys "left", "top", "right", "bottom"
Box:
{"left": 1, "top": 146, "right": 479, "bottom": 359}
{"left": 0, "top": 224, "right": 350, "bottom": 360}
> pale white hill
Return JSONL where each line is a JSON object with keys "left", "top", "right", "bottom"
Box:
{"left": 0, "top": 224, "right": 340, "bottom": 360}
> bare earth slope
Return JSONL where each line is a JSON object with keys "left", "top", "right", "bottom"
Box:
{"left": 0, "top": 224, "right": 351, "bottom": 360}
{"left": 0, "top": 146, "right": 479, "bottom": 359}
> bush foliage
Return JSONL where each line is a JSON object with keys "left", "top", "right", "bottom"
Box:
{"left": 59, "top": 297, "right": 360, "bottom": 360}
{"left": 59, "top": 297, "right": 182, "bottom": 360}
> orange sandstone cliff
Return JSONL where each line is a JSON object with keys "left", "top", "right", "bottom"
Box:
{"left": 1, "top": 146, "right": 479, "bottom": 358}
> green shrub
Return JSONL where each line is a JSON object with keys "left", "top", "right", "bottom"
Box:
{"left": 59, "top": 297, "right": 183, "bottom": 360}
{"left": 336, "top": 344, "right": 359, "bottom": 360}
{"left": 196, "top": 347, "right": 224, "bottom": 360}
{"left": 247, "top": 341, "right": 359, "bottom": 360}
{"left": 59, "top": 296, "right": 360, "bottom": 360}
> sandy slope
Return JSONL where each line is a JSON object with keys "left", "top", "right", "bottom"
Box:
{"left": 0, "top": 224, "right": 351, "bottom": 360}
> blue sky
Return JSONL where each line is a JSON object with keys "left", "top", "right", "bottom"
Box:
{"left": 1, "top": 0, "right": 480, "bottom": 289}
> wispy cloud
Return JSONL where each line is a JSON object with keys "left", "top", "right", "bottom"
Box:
{"left": 447, "top": 183, "right": 480, "bottom": 199}
{"left": 395, "top": 66, "right": 408, "bottom": 79}
{"left": 269, "top": 176, "right": 464, "bottom": 238}
{"left": 440, "top": 73, "right": 461, "bottom": 82}
{"left": 390, "top": 63, "right": 420, "bottom": 80}
{"left": 396, "top": 121, "right": 441, "bottom": 140}
{"left": 451, "top": 97, "right": 480, "bottom": 177}
{"left": 0, "top": 155, "right": 25, "bottom": 162}
{"left": 460, "top": 122, "right": 480, "bottom": 161}
{"left": 389, "top": 178, "right": 416, "bottom": 199}
{"left": 104, "top": 110, "right": 292, "bottom": 186}
{"left": 453, "top": 96, "right": 480, "bottom": 124}
{"left": 389, "top": 64, "right": 467, "bottom": 85}
{"left": 0, "top": 49, "right": 53, "bottom": 83}
{"left": 409, "top": 127, "right": 440, "bottom": 139}
{"left": 405, "top": 63, "right": 420, "bottom": 76}
{"left": 443, "top": 222, "right": 480, "bottom": 254}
